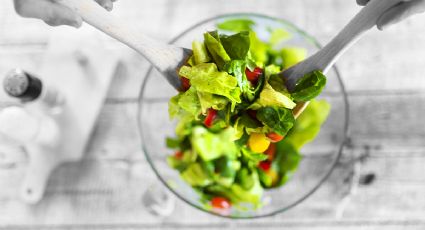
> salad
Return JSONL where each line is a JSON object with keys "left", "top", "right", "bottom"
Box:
{"left": 166, "top": 19, "right": 329, "bottom": 212}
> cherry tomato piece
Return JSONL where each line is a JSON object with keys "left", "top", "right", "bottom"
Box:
{"left": 264, "top": 143, "right": 276, "bottom": 161}
{"left": 245, "top": 67, "right": 263, "bottom": 84}
{"left": 266, "top": 132, "right": 285, "bottom": 142}
{"left": 259, "top": 160, "right": 272, "bottom": 171}
{"left": 174, "top": 151, "right": 183, "bottom": 159}
{"left": 211, "top": 197, "right": 231, "bottom": 210}
{"left": 180, "top": 77, "right": 190, "bottom": 91}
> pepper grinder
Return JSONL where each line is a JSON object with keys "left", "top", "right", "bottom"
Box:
{"left": 4, "top": 69, "right": 65, "bottom": 114}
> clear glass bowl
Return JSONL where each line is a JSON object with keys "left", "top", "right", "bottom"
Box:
{"left": 138, "top": 13, "right": 349, "bottom": 218}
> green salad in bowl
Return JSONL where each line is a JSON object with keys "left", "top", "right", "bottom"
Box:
{"left": 139, "top": 14, "right": 348, "bottom": 218}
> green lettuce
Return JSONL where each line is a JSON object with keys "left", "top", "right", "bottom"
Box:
{"left": 191, "top": 126, "right": 238, "bottom": 161}
{"left": 249, "top": 32, "right": 268, "bottom": 66}
{"left": 250, "top": 82, "right": 296, "bottom": 109}
{"left": 274, "top": 140, "right": 302, "bottom": 186}
{"left": 181, "top": 163, "right": 213, "bottom": 187}
{"left": 204, "top": 31, "right": 231, "bottom": 69}
{"left": 217, "top": 19, "right": 255, "bottom": 32}
{"left": 192, "top": 40, "right": 211, "bottom": 64}
{"left": 286, "top": 99, "right": 331, "bottom": 150}
{"left": 269, "top": 28, "right": 292, "bottom": 46}
{"left": 197, "top": 92, "right": 228, "bottom": 114}
{"left": 220, "top": 31, "right": 250, "bottom": 60}
{"left": 179, "top": 63, "right": 241, "bottom": 104}
{"left": 281, "top": 47, "right": 307, "bottom": 68}
{"left": 205, "top": 169, "right": 263, "bottom": 207}
{"left": 291, "top": 70, "right": 327, "bottom": 102}
{"left": 169, "top": 87, "right": 201, "bottom": 118}
{"left": 256, "top": 106, "right": 295, "bottom": 136}
{"left": 213, "top": 157, "right": 241, "bottom": 187}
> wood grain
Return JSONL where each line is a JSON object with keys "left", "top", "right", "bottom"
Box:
{"left": 1, "top": 0, "right": 425, "bottom": 229}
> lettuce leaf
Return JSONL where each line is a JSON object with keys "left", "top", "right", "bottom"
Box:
{"left": 178, "top": 87, "right": 202, "bottom": 116}
{"left": 274, "top": 140, "right": 302, "bottom": 186}
{"left": 292, "top": 70, "right": 327, "bottom": 102}
{"left": 181, "top": 163, "right": 213, "bottom": 187}
{"left": 213, "top": 157, "right": 241, "bottom": 187}
{"left": 256, "top": 106, "right": 295, "bottom": 136}
{"left": 205, "top": 170, "right": 263, "bottom": 207}
{"left": 197, "top": 92, "right": 228, "bottom": 114}
{"left": 250, "top": 81, "right": 296, "bottom": 109}
{"left": 179, "top": 63, "right": 241, "bottom": 104}
{"left": 191, "top": 126, "right": 239, "bottom": 161}
{"left": 241, "top": 147, "right": 269, "bottom": 164}
{"left": 269, "top": 28, "right": 292, "bottom": 46}
{"left": 168, "top": 87, "right": 201, "bottom": 119}
{"left": 285, "top": 99, "right": 331, "bottom": 150}
{"left": 249, "top": 32, "right": 268, "bottom": 66}
{"left": 204, "top": 31, "right": 231, "bottom": 69}
{"left": 217, "top": 19, "right": 255, "bottom": 32}
{"left": 220, "top": 31, "right": 250, "bottom": 60}
{"left": 192, "top": 40, "right": 211, "bottom": 64}
{"left": 280, "top": 47, "right": 307, "bottom": 68}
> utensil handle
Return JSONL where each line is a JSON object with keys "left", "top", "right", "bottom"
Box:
{"left": 57, "top": 0, "right": 186, "bottom": 73}
{"left": 315, "top": 0, "right": 402, "bottom": 73}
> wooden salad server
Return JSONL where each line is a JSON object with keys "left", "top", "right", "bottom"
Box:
{"left": 283, "top": 0, "right": 403, "bottom": 118}
{"left": 57, "top": 0, "right": 191, "bottom": 90}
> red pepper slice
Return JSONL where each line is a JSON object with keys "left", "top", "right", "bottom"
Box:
{"left": 204, "top": 109, "right": 217, "bottom": 128}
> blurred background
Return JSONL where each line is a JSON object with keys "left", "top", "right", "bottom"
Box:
{"left": 1, "top": 0, "right": 425, "bottom": 229}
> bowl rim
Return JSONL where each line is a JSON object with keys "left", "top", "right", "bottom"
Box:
{"left": 138, "top": 12, "right": 350, "bottom": 219}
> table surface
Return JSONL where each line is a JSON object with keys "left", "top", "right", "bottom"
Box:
{"left": 1, "top": 0, "right": 425, "bottom": 229}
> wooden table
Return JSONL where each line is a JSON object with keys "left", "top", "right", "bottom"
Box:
{"left": 1, "top": 0, "right": 425, "bottom": 229}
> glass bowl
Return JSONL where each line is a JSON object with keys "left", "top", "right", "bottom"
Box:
{"left": 138, "top": 13, "right": 349, "bottom": 218}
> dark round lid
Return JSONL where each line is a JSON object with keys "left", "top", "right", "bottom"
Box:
{"left": 3, "top": 69, "right": 42, "bottom": 102}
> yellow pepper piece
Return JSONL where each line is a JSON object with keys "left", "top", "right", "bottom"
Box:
{"left": 248, "top": 133, "right": 271, "bottom": 153}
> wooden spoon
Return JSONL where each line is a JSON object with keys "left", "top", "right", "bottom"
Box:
{"left": 57, "top": 0, "right": 191, "bottom": 90}
{"left": 283, "top": 0, "right": 403, "bottom": 118}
